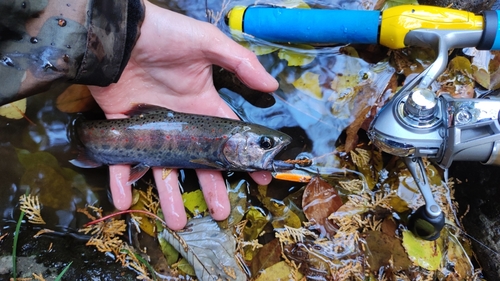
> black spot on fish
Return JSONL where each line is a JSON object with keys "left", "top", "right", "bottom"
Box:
{"left": 101, "top": 144, "right": 110, "bottom": 150}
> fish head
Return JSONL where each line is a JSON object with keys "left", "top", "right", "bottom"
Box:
{"left": 221, "top": 125, "right": 292, "bottom": 171}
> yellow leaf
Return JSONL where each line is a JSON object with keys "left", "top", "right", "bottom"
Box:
{"left": 402, "top": 229, "right": 443, "bottom": 271}
{"left": 0, "top": 98, "right": 26, "bottom": 119}
{"left": 56, "top": 84, "right": 97, "bottom": 113}
{"left": 240, "top": 41, "right": 279, "bottom": 56}
{"left": 278, "top": 45, "right": 316, "bottom": 66}
{"left": 182, "top": 189, "right": 208, "bottom": 216}
{"left": 283, "top": 0, "right": 310, "bottom": 8}
{"left": 292, "top": 71, "right": 322, "bottom": 99}
{"left": 130, "top": 189, "right": 157, "bottom": 237}
{"left": 255, "top": 261, "right": 303, "bottom": 281}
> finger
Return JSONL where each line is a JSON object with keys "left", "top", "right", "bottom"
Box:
{"left": 249, "top": 171, "right": 273, "bottom": 185}
{"left": 196, "top": 170, "right": 231, "bottom": 221}
{"left": 202, "top": 25, "right": 279, "bottom": 92}
{"left": 108, "top": 165, "right": 133, "bottom": 210}
{"left": 153, "top": 168, "right": 188, "bottom": 230}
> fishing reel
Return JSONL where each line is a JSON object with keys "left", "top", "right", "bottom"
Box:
{"left": 226, "top": 4, "right": 500, "bottom": 240}
{"left": 368, "top": 29, "right": 500, "bottom": 240}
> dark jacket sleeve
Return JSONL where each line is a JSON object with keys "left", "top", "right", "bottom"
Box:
{"left": 0, "top": 0, "right": 145, "bottom": 106}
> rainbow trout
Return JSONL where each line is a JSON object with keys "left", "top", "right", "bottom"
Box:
{"left": 71, "top": 104, "right": 294, "bottom": 182}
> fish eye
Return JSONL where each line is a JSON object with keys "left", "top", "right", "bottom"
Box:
{"left": 259, "top": 136, "right": 275, "bottom": 150}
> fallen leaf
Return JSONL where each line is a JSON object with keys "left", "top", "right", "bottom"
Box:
{"left": 0, "top": 98, "right": 26, "bottom": 119}
{"left": 365, "top": 230, "right": 412, "bottom": 271}
{"left": 302, "top": 176, "right": 342, "bottom": 237}
{"left": 250, "top": 238, "right": 282, "bottom": 277}
{"left": 160, "top": 216, "right": 246, "bottom": 281}
{"left": 182, "top": 189, "right": 208, "bottom": 217}
{"left": 278, "top": 45, "right": 316, "bottom": 66}
{"left": 255, "top": 261, "right": 303, "bottom": 281}
{"left": 56, "top": 84, "right": 97, "bottom": 113}
{"left": 437, "top": 56, "right": 475, "bottom": 98}
{"left": 292, "top": 71, "right": 322, "bottom": 99}
{"left": 219, "top": 179, "right": 248, "bottom": 228}
{"left": 243, "top": 206, "right": 270, "bottom": 241}
{"left": 402, "top": 229, "right": 443, "bottom": 271}
{"left": 442, "top": 230, "right": 474, "bottom": 278}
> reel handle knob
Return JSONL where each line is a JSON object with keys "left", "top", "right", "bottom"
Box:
{"left": 408, "top": 205, "right": 445, "bottom": 241}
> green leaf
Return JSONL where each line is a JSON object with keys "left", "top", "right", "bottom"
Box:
{"left": 402, "top": 229, "right": 443, "bottom": 270}
{"left": 182, "top": 189, "right": 208, "bottom": 217}
{"left": 177, "top": 258, "right": 196, "bottom": 276}
{"left": 243, "top": 206, "right": 270, "bottom": 241}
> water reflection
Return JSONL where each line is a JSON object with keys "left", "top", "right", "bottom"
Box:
{"left": 0, "top": 90, "right": 112, "bottom": 231}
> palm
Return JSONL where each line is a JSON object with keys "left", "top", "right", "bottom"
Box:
{"left": 88, "top": 2, "right": 278, "bottom": 230}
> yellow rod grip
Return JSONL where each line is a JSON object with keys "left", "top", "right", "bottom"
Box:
{"left": 227, "top": 6, "right": 246, "bottom": 33}
{"left": 380, "top": 5, "right": 484, "bottom": 49}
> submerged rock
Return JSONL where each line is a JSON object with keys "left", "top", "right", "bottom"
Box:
{"left": 451, "top": 162, "right": 500, "bottom": 280}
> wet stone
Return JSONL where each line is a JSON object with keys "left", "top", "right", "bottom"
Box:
{"left": 451, "top": 162, "right": 500, "bottom": 280}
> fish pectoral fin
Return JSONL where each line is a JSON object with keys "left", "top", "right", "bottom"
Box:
{"left": 69, "top": 151, "right": 102, "bottom": 168}
{"left": 128, "top": 163, "right": 151, "bottom": 185}
{"left": 189, "top": 159, "right": 225, "bottom": 169}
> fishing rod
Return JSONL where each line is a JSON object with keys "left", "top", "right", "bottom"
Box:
{"left": 227, "top": 4, "right": 500, "bottom": 241}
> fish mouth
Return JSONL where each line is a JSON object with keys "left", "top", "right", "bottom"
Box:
{"left": 262, "top": 136, "right": 294, "bottom": 171}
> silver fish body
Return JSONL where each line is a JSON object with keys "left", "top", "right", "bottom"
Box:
{"left": 71, "top": 105, "right": 293, "bottom": 174}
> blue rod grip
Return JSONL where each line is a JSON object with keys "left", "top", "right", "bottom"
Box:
{"left": 241, "top": 7, "right": 380, "bottom": 45}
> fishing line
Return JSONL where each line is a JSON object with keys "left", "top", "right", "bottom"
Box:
{"left": 445, "top": 224, "right": 500, "bottom": 257}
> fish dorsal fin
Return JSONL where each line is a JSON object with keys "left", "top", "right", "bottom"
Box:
{"left": 127, "top": 163, "right": 151, "bottom": 185}
{"left": 124, "top": 104, "right": 173, "bottom": 117}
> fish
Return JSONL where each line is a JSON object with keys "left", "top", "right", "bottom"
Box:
{"left": 70, "top": 104, "right": 294, "bottom": 182}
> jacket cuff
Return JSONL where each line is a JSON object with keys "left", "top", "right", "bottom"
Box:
{"left": 73, "top": 0, "right": 145, "bottom": 86}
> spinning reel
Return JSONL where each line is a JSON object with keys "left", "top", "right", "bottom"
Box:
{"left": 227, "top": 4, "right": 500, "bottom": 240}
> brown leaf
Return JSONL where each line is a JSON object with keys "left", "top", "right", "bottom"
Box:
{"left": 302, "top": 176, "right": 343, "bottom": 237}
{"left": 56, "top": 84, "right": 97, "bottom": 113}
{"left": 250, "top": 238, "right": 282, "bottom": 277}
{"left": 365, "top": 230, "right": 412, "bottom": 271}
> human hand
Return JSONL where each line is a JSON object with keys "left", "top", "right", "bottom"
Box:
{"left": 88, "top": 1, "right": 279, "bottom": 230}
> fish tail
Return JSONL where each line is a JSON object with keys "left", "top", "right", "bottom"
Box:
{"left": 67, "top": 115, "right": 85, "bottom": 146}
{"left": 68, "top": 116, "right": 102, "bottom": 168}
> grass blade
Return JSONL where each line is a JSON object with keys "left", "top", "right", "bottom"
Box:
{"left": 12, "top": 209, "right": 25, "bottom": 281}
{"left": 55, "top": 261, "right": 73, "bottom": 281}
